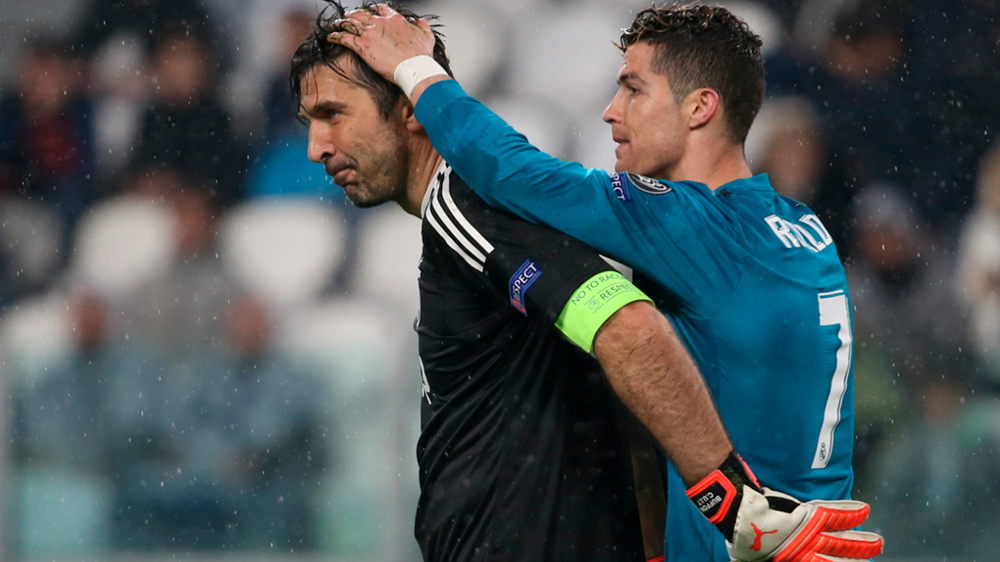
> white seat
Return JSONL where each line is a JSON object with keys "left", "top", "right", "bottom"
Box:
{"left": 722, "top": 1, "right": 785, "bottom": 57}
{"left": 420, "top": 1, "right": 506, "bottom": 97}
{"left": 487, "top": 95, "right": 573, "bottom": 160}
{"left": 0, "top": 197, "right": 63, "bottom": 289}
{"left": 219, "top": 199, "right": 346, "bottom": 310}
{"left": 70, "top": 196, "right": 175, "bottom": 300}
{"left": 507, "top": 4, "right": 625, "bottom": 118}
{"left": 0, "top": 290, "right": 73, "bottom": 386}
{"left": 353, "top": 206, "right": 424, "bottom": 320}
{"left": 573, "top": 112, "right": 619, "bottom": 173}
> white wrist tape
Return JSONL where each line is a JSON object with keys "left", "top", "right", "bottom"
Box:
{"left": 393, "top": 55, "right": 448, "bottom": 100}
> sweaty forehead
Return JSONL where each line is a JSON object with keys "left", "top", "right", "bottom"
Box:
{"left": 300, "top": 63, "right": 366, "bottom": 105}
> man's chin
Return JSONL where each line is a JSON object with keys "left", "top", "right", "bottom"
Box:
{"left": 343, "top": 186, "right": 388, "bottom": 209}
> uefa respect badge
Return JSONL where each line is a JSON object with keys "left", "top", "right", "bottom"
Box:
{"left": 509, "top": 259, "right": 543, "bottom": 315}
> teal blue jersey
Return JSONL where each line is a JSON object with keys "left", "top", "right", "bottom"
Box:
{"left": 415, "top": 81, "right": 856, "bottom": 561}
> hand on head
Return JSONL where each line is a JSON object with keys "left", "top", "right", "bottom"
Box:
{"left": 327, "top": 3, "right": 436, "bottom": 82}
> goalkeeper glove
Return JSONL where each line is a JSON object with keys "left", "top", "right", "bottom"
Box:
{"left": 686, "top": 453, "right": 884, "bottom": 562}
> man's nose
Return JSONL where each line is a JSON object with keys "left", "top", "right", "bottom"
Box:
{"left": 307, "top": 125, "right": 335, "bottom": 163}
{"left": 602, "top": 92, "right": 624, "bottom": 124}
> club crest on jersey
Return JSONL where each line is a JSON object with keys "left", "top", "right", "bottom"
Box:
{"left": 626, "top": 172, "right": 671, "bottom": 195}
{"left": 509, "top": 259, "right": 543, "bottom": 315}
{"left": 609, "top": 172, "right": 632, "bottom": 201}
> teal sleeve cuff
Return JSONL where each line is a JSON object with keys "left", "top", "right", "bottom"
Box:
{"left": 414, "top": 79, "right": 468, "bottom": 132}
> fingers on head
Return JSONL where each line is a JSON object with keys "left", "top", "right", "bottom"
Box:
{"left": 375, "top": 3, "right": 399, "bottom": 17}
{"left": 346, "top": 8, "right": 374, "bottom": 22}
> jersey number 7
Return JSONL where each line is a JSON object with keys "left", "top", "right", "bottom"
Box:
{"left": 812, "top": 291, "right": 853, "bottom": 470}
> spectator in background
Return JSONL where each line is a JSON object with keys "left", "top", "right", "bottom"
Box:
{"left": 195, "top": 295, "right": 330, "bottom": 549}
{"left": 264, "top": 7, "right": 320, "bottom": 139}
{"left": 957, "top": 141, "right": 1000, "bottom": 387}
{"left": 71, "top": 0, "right": 211, "bottom": 57}
{"left": 122, "top": 165, "right": 240, "bottom": 357}
{"left": 133, "top": 25, "right": 242, "bottom": 206}
{"left": 12, "top": 291, "right": 167, "bottom": 555}
{"left": 17, "top": 293, "right": 120, "bottom": 472}
{"left": 846, "top": 185, "right": 970, "bottom": 402}
{"left": 869, "top": 354, "right": 1000, "bottom": 559}
{"left": 756, "top": 97, "right": 822, "bottom": 206}
{"left": 846, "top": 185, "right": 983, "bottom": 553}
{"left": 108, "top": 294, "right": 329, "bottom": 550}
{"left": 768, "top": 1, "right": 915, "bottom": 229}
{"left": 753, "top": 96, "right": 853, "bottom": 257}
{"left": 248, "top": 5, "right": 346, "bottom": 201}
{"left": 820, "top": 1, "right": 914, "bottom": 191}
{"left": 905, "top": 0, "right": 1000, "bottom": 225}
{"left": 0, "top": 39, "right": 96, "bottom": 232}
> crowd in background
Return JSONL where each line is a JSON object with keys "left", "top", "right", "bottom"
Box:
{"left": 0, "top": 0, "right": 998, "bottom": 560}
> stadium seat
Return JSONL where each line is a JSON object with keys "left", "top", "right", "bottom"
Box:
{"left": 573, "top": 111, "right": 619, "bottom": 173}
{"left": 353, "top": 206, "right": 424, "bottom": 320}
{"left": 219, "top": 199, "right": 346, "bottom": 310}
{"left": 722, "top": 1, "right": 785, "bottom": 57}
{"left": 0, "top": 291, "right": 73, "bottom": 384}
{"left": 507, "top": 3, "right": 625, "bottom": 118}
{"left": 70, "top": 196, "right": 175, "bottom": 300}
{"left": 418, "top": 1, "right": 505, "bottom": 97}
{"left": 487, "top": 95, "right": 574, "bottom": 161}
{"left": 0, "top": 197, "right": 63, "bottom": 292}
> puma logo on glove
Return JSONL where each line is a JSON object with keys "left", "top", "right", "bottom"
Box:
{"left": 686, "top": 453, "right": 884, "bottom": 562}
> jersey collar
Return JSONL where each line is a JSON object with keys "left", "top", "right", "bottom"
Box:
{"left": 717, "top": 173, "right": 773, "bottom": 193}
{"left": 420, "top": 159, "right": 451, "bottom": 218}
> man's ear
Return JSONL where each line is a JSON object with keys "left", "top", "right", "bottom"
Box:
{"left": 399, "top": 97, "right": 424, "bottom": 133}
{"left": 686, "top": 88, "right": 721, "bottom": 131}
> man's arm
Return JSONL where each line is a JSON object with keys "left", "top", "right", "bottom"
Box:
{"left": 594, "top": 301, "right": 730, "bottom": 483}
{"left": 329, "top": 7, "right": 651, "bottom": 268}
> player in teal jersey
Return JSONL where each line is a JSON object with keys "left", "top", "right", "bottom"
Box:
{"left": 330, "top": 3, "right": 885, "bottom": 562}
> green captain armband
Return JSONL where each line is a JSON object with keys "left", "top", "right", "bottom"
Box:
{"left": 555, "top": 271, "right": 653, "bottom": 354}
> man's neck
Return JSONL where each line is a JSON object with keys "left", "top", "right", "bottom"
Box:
{"left": 669, "top": 138, "right": 753, "bottom": 190}
{"left": 397, "top": 138, "right": 444, "bottom": 217}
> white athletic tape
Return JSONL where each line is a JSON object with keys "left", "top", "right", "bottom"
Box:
{"left": 394, "top": 55, "right": 448, "bottom": 99}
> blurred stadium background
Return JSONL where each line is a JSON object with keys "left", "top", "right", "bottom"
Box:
{"left": 0, "top": 0, "right": 998, "bottom": 560}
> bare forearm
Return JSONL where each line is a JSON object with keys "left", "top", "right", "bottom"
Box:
{"left": 594, "top": 301, "right": 732, "bottom": 485}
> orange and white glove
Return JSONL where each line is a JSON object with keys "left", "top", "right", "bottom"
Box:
{"left": 686, "top": 453, "right": 883, "bottom": 562}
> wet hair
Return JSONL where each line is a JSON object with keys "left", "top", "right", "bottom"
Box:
{"left": 619, "top": 3, "right": 765, "bottom": 145}
{"left": 289, "top": 1, "right": 453, "bottom": 121}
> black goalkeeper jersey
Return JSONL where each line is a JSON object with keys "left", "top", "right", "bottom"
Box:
{"left": 413, "top": 161, "right": 645, "bottom": 562}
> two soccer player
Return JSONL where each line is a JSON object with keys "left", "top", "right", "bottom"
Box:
{"left": 301, "top": 1, "right": 885, "bottom": 561}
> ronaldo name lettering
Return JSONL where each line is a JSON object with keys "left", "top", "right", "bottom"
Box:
{"left": 765, "top": 214, "right": 833, "bottom": 253}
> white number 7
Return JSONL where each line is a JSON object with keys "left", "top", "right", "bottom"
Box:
{"left": 812, "top": 291, "right": 853, "bottom": 469}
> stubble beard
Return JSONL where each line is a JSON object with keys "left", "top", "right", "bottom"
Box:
{"left": 338, "top": 129, "right": 410, "bottom": 209}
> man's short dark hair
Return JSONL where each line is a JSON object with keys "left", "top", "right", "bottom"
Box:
{"left": 620, "top": 4, "right": 765, "bottom": 145}
{"left": 289, "top": 1, "right": 453, "bottom": 121}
